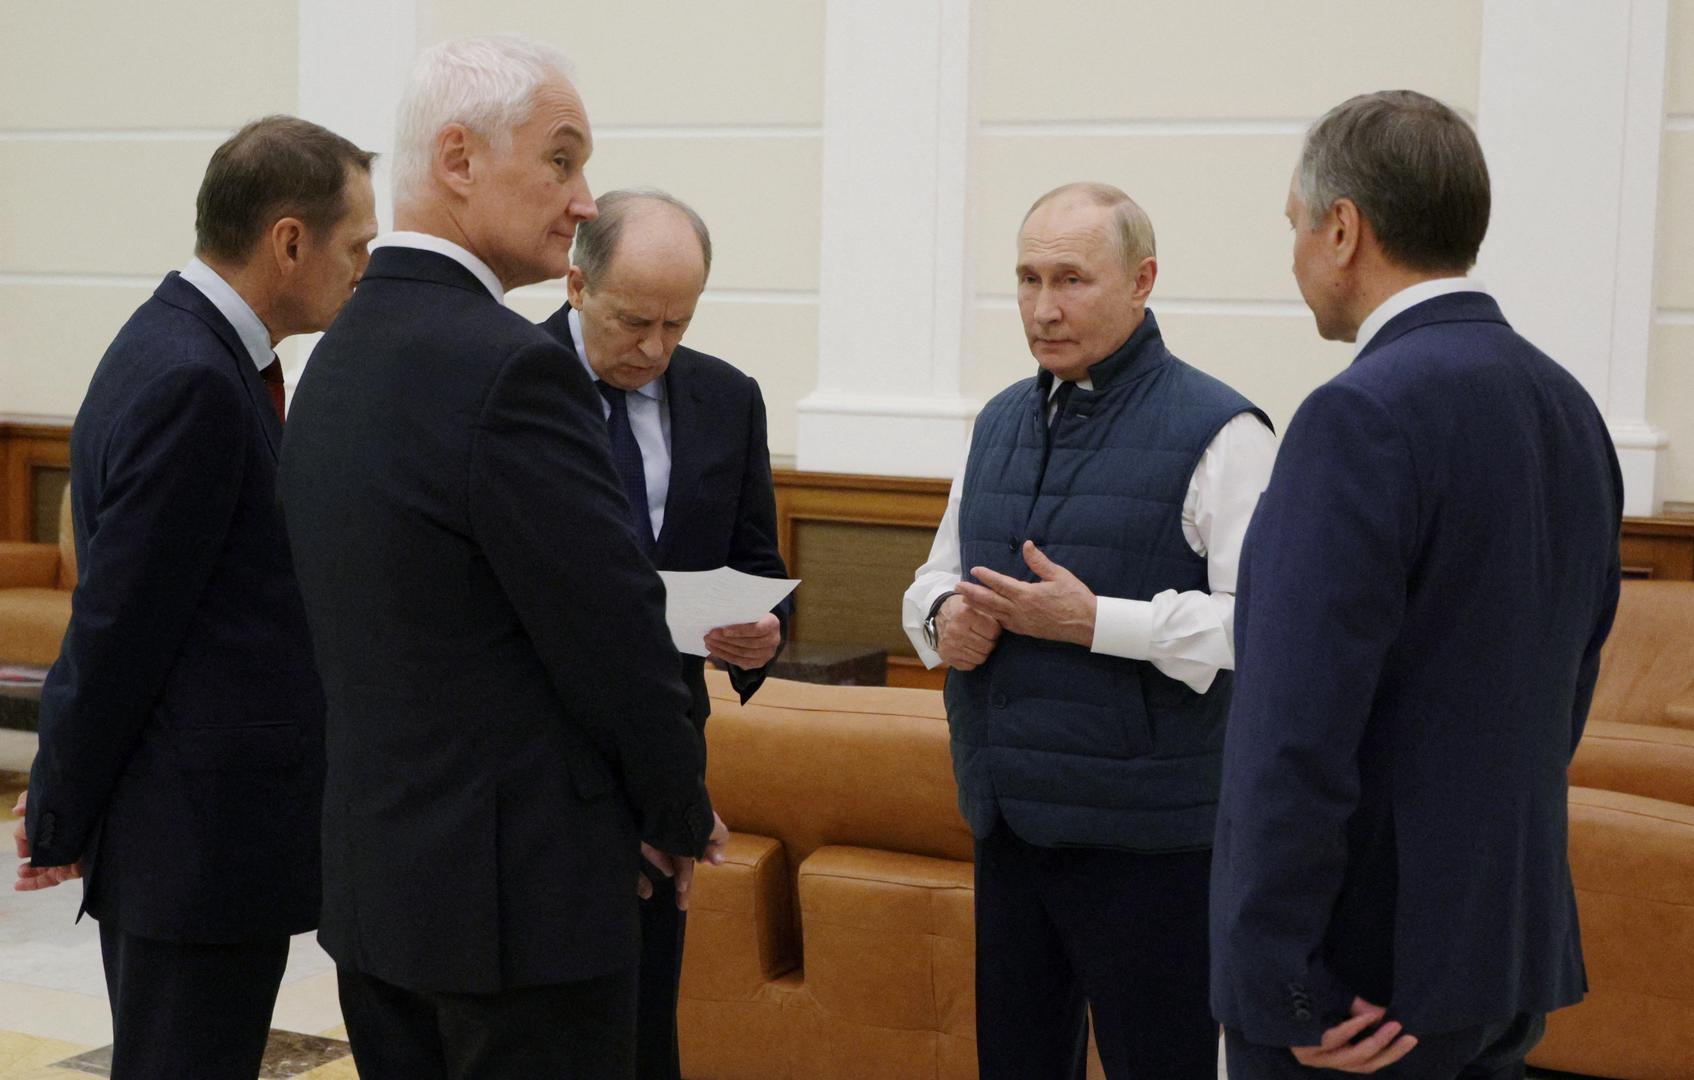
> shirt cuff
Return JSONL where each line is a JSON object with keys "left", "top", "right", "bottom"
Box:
{"left": 1090, "top": 596, "right": 1155, "bottom": 660}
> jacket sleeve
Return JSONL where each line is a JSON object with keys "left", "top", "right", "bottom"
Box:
{"left": 1210, "top": 381, "right": 1419, "bottom": 1047}
{"left": 722, "top": 380, "right": 791, "bottom": 704}
{"left": 468, "top": 339, "right": 713, "bottom": 858}
{"left": 27, "top": 366, "right": 250, "bottom": 866}
{"left": 1569, "top": 449, "right": 1625, "bottom": 756}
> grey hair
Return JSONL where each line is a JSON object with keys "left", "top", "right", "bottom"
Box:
{"left": 392, "top": 34, "right": 575, "bottom": 205}
{"left": 572, "top": 188, "right": 713, "bottom": 288}
{"left": 1023, "top": 182, "right": 1156, "bottom": 271}
{"left": 1297, "top": 90, "right": 1490, "bottom": 272}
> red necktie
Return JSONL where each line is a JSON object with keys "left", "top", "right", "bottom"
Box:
{"left": 260, "top": 355, "right": 286, "bottom": 423}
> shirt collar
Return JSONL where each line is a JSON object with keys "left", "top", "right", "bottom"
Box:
{"left": 1354, "top": 277, "right": 1488, "bottom": 356}
{"left": 372, "top": 231, "right": 505, "bottom": 304}
{"left": 1047, "top": 375, "right": 1093, "bottom": 398}
{"left": 178, "top": 257, "right": 274, "bottom": 372}
{"left": 567, "top": 307, "right": 664, "bottom": 402}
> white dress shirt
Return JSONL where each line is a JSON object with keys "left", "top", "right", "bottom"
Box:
{"left": 371, "top": 232, "right": 506, "bottom": 304}
{"left": 1354, "top": 277, "right": 1486, "bottom": 356}
{"left": 568, "top": 307, "right": 673, "bottom": 540}
{"left": 178, "top": 257, "right": 273, "bottom": 371}
{"left": 902, "top": 386, "right": 1278, "bottom": 694}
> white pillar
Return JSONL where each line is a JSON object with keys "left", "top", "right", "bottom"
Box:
{"left": 288, "top": 0, "right": 420, "bottom": 387}
{"left": 796, "top": 0, "right": 980, "bottom": 478}
{"left": 1478, "top": 0, "right": 1670, "bottom": 515}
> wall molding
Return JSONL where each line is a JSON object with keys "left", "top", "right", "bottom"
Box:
{"left": 975, "top": 294, "right": 1311, "bottom": 318}
{"left": 978, "top": 118, "right": 1308, "bottom": 137}
{"left": 0, "top": 128, "right": 234, "bottom": 142}
{"left": 594, "top": 124, "right": 820, "bottom": 140}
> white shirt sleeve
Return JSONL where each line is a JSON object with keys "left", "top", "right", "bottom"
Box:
{"left": 902, "top": 439, "right": 971, "bottom": 669}
{"left": 1089, "top": 411, "right": 1279, "bottom": 692}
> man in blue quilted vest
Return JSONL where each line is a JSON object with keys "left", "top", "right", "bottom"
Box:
{"left": 902, "top": 182, "right": 1278, "bottom": 1079}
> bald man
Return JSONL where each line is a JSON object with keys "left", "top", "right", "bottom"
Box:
{"left": 903, "top": 183, "right": 1277, "bottom": 1079}
{"left": 538, "top": 188, "right": 789, "bottom": 1080}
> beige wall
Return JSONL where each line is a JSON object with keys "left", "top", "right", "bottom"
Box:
{"left": 1654, "top": 0, "right": 1694, "bottom": 505}
{"left": 421, "top": 0, "right": 825, "bottom": 457}
{"left": 969, "top": 0, "right": 1483, "bottom": 435}
{"left": 0, "top": 1, "right": 299, "bottom": 420}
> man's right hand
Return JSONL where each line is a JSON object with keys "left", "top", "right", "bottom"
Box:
{"left": 638, "top": 812, "right": 730, "bottom": 911}
{"left": 936, "top": 593, "right": 1003, "bottom": 671}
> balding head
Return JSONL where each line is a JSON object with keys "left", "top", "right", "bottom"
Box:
{"left": 1023, "top": 182, "right": 1155, "bottom": 273}
{"left": 565, "top": 190, "right": 712, "bottom": 391}
{"left": 573, "top": 189, "right": 712, "bottom": 290}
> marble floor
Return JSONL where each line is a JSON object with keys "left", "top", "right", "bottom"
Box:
{"left": 0, "top": 730, "right": 1594, "bottom": 1080}
{"left": 0, "top": 731, "right": 353, "bottom": 1078}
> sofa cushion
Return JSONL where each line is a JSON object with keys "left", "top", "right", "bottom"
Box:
{"left": 1571, "top": 721, "right": 1694, "bottom": 807}
{"left": 798, "top": 846, "right": 974, "bottom": 1035}
{"left": 0, "top": 587, "right": 71, "bottom": 666}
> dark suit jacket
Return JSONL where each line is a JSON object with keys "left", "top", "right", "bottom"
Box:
{"left": 278, "top": 247, "right": 714, "bottom": 994}
{"left": 1210, "top": 292, "right": 1623, "bottom": 1045}
{"left": 537, "top": 304, "right": 790, "bottom": 730}
{"left": 26, "top": 272, "right": 326, "bottom": 944}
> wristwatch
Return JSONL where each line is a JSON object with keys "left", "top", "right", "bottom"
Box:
{"left": 921, "top": 592, "right": 952, "bottom": 651}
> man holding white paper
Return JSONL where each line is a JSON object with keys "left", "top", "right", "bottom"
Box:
{"left": 538, "top": 188, "right": 789, "bottom": 1080}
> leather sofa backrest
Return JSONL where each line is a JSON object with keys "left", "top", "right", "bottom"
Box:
{"left": 1590, "top": 579, "right": 1694, "bottom": 729}
{"left": 704, "top": 673, "right": 972, "bottom": 878}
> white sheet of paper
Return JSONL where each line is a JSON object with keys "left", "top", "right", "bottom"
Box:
{"left": 658, "top": 567, "right": 800, "bottom": 658}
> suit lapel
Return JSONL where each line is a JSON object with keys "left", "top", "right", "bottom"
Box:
{"left": 154, "top": 273, "right": 282, "bottom": 460}
{"left": 654, "top": 358, "right": 704, "bottom": 565}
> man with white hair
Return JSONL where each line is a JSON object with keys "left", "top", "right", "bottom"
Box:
{"left": 279, "top": 35, "right": 726, "bottom": 1078}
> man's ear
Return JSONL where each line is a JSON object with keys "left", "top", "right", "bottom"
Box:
{"left": 1331, "top": 198, "right": 1362, "bottom": 268}
{"left": 269, "top": 217, "right": 307, "bottom": 273}
{"left": 435, "top": 123, "right": 474, "bottom": 196}
{"left": 1131, "top": 256, "right": 1158, "bottom": 303}
{"left": 565, "top": 265, "right": 587, "bottom": 309}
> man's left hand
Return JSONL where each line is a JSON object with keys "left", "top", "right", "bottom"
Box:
{"left": 705, "top": 613, "right": 781, "bottom": 669}
{"left": 956, "top": 541, "right": 1097, "bottom": 647}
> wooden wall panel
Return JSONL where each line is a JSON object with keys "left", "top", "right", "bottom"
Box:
{"left": 1, "top": 423, "right": 71, "bottom": 543}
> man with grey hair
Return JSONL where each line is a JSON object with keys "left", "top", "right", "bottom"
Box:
{"left": 280, "top": 36, "right": 726, "bottom": 1078}
{"left": 902, "top": 182, "right": 1276, "bottom": 1078}
{"left": 1211, "top": 90, "right": 1622, "bottom": 1079}
{"left": 538, "top": 188, "right": 789, "bottom": 1080}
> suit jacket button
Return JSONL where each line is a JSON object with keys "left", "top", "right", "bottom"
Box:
{"left": 1294, "top": 1006, "right": 1312, "bottom": 1021}
{"left": 991, "top": 692, "right": 1008, "bottom": 708}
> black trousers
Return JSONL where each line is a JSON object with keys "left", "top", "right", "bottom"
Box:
{"left": 635, "top": 872, "right": 688, "bottom": 1080}
{"left": 1224, "top": 1012, "right": 1545, "bottom": 1080}
{"left": 337, "top": 962, "right": 640, "bottom": 1080}
{"left": 98, "top": 922, "right": 289, "bottom": 1080}
{"left": 973, "top": 821, "right": 1216, "bottom": 1080}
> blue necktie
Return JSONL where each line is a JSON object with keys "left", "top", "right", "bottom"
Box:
{"left": 596, "top": 382, "right": 654, "bottom": 553}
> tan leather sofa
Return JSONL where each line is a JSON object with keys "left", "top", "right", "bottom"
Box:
{"left": 0, "top": 488, "right": 75, "bottom": 666}
{"left": 1528, "top": 580, "right": 1694, "bottom": 1080}
{"left": 680, "top": 674, "right": 978, "bottom": 1080}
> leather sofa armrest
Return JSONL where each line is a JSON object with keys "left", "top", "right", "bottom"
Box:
{"left": 1571, "top": 721, "right": 1694, "bottom": 807}
{"left": 1530, "top": 788, "right": 1694, "bottom": 1078}
{"left": 682, "top": 832, "right": 796, "bottom": 1002}
{"left": 0, "top": 543, "right": 61, "bottom": 590}
{"left": 1664, "top": 692, "right": 1694, "bottom": 732}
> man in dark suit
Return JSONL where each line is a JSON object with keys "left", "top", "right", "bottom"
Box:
{"left": 278, "top": 36, "right": 725, "bottom": 1079}
{"left": 538, "top": 187, "right": 789, "bottom": 1080}
{"left": 14, "top": 116, "right": 377, "bottom": 1078}
{"left": 1210, "top": 90, "right": 1624, "bottom": 1080}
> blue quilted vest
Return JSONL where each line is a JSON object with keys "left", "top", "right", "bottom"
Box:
{"left": 946, "top": 310, "right": 1267, "bottom": 851}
